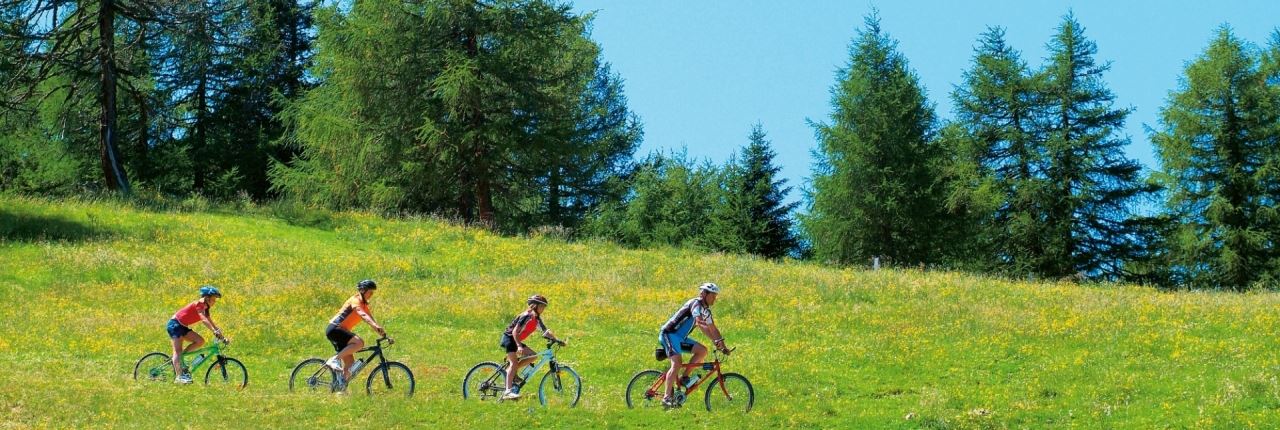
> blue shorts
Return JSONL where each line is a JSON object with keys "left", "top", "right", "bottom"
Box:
{"left": 659, "top": 332, "right": 699, "bottom": 358}
{"left": 166, "top": 319, "right": 192, "bottom": 339}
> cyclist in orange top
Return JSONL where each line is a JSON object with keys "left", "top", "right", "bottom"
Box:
{"left": 167, "top": 286, "right": 227, "bottom": 384}
{"left": 325, "top": 280, "right": 387, "bottom": 387}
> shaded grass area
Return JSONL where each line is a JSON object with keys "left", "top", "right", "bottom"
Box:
{"left": 2, "top": 195, "right": 1280, "bottom": 428}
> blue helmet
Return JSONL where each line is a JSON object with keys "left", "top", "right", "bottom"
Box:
{"left": 357, "top": 279, "right": 377, "bottom": 291}
{"left": 199, "top": 285, "right": 222, "bottom": 297}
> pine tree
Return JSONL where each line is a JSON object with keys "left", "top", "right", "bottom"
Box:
{"left": 1036, "top": 14, "right": 1155, "bottom": 280}
{"left": 271, "top": 0, "right": 623, "bottom": 231}
{"left": 1151, "top": 27, "right": 1280, "bottom": 290}
{"left": 803, "top": 13, "right": 946, "bottom": 267}
{"left": 705, "top": 124, "right": 798, "bottom": 258}
{"left": 949, "top": 26, "right": 1050, "bottom": 275}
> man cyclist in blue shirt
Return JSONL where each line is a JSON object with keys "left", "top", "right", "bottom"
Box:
{"left": 658, "top": 282, "right": 730, "bottom": 408}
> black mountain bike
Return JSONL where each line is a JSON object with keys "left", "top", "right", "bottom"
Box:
{"left": 289, "top": 337, "right": 414, "bottom": 396}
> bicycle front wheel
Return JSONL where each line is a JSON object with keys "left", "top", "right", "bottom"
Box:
{"left": 205, "top": 357, "right": 248, "bottom": 389}
{"left": 704, "top": 372, "right": 754, "bottom": 412}
{"left": 289, "top": 358, "right": 336, "bottom": 394}
{"left": 538, "top": 365, "right": 582, "bottom": 407}
{"left": 624, "top": 370, "right": 664, "bottom": 409}
{"left": 462, "top": 362, "right": 505, "bottom": 401}
{"left": 133, "top": 352, "right": 173, "bottom": 383}
{"left": 366, "top": 361, "right": 415, "bottom": 397}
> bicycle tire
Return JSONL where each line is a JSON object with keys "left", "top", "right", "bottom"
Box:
{"left": 366, "top": 361, "right": 415, "bottom": 397}
{"left": 289, "top": 358, "right": 337, "bottom": 393}
{"left": 704, "top": 372, "right": 754, "bottom": 412}
{"left": 133, "top": 352, "right": 173, "bottom": 383}
{"left": 204, "top": 357, "right": 248, "bottom": 389}
{"left": 538, "top": 365, "right": 582, "bottom": 407}
{"left": 462, "top": 361, "right": 505, "bottom": 401}
{"left": 624, "top": 369, "right": 664, "bottom": 409}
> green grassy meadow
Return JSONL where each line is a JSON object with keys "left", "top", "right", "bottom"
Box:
{"left": 2, "top": 195, "right": 1280, "bottom": 428}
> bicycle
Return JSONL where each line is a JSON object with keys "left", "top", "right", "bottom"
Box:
{"left": 461, "top": 335, "right": 582, "bottom": 407}
{"left": 133, "top": 339, "right": 247, "bottom": 389}
{"left": 289, "top": 337, "right": 414, "bottom": 396}
{"left": 625, "top": 347, "right": 753, "bottom": 412}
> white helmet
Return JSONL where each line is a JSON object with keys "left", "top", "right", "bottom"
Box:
{"left": 699, "top": 282, "right": 721, "bottom": 294}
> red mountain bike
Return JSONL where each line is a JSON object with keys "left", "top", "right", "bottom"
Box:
{"left": 624, "top": 348, "right": 753, "bottom": 412}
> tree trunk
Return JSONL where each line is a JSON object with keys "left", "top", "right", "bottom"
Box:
{"left": 98, "top": 0, "right": 131, "bottom": 193}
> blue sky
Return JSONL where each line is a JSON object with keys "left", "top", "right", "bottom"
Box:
{"left": 570, "top": 1, "right": 1280, "bottom": 203}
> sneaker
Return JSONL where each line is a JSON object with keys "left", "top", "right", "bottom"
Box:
{"left": 175, "top": 373, "right": 193, "bottom": 384}
{"left": 502, "top": 389, "right": 522, "bottom": 400}
{"left": 662, "top": 396, "right": 680, "bottom": 409}
{"left": 325, "top": 357, "right": 344, "bottom": 372}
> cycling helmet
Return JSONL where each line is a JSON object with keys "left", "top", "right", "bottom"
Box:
{"left": 527, "top": 294, "right": 549, "bottom": 306}
{"left": 357, "top": 279, "right": 378, "bottom": 291}
{"left": 699, "top": 282, "right": 720, "bottom": 294}
{"left": 199, "top": 285, "right": 222, "bottom": 297}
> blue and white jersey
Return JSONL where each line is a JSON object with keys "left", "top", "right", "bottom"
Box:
{"left": 660, "top": 298, "right": 713, "bottom": 338}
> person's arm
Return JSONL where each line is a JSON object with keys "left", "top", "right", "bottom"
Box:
{"left": 357, "top": 308, "right": 386, "bottom": 337}
{"left": 695, "top": 308, "right": 726, "bottom": 352}
{"left": 198, "top": 310, "right": 225, "bottom": 341}
{"left": 539, "top": 317, "right": 562, "bottom": 344}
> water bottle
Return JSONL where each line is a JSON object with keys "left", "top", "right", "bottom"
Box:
{"left": 349, "top": 359, "right": 366, "bottom": 377}
{"left": 684, "top": 373, "right": 701, "bottom": 389}
{"left": 520, "top": 366, "right": 535, "bottom": 380}
{"left": 190, "top": 354, "right": 206, "bottom": 369}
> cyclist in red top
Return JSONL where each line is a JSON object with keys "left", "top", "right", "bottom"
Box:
{"left": 166, "top": 286, "right": 227, "bottom": 384}
{"left": 500, "top": 295, "right": 563, "bottom": 400}
{"left": 324, "top": 280, "right": 387, "bottom": 388}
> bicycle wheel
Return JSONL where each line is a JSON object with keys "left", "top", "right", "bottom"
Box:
{"left": 204, "top": 357, "right": 248, "bottom": 389}
{"left": 366, "top": 361, "right": 415, "bottom": 397}
{"left": 289, "top": 358, "right": 337, "bottom": 393}
{"left": 624, "top": 370, "right": 664, "bottom": 409}
{"left": 462, "top": 361, "right": 505, "bottom": 401}
{"left": 538, "top": 365, "right": 582, "bottom": 407}
{"left": 133, "top": 352, "right": 174, "bottom": 383}
{"left": 704, "top": 372, "right": 754, "bottom": 412}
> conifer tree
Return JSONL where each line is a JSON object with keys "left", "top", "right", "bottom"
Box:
{"left": 1151, "top": 27, "right": 1280, "bottom": 290}
{"left": 804, "top": 13, "right": 947, "bottom": 267}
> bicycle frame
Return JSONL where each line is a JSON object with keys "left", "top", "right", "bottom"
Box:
{"left": 346, "top": 337, "right": 392, "bottom": 381}
{"left": 489, "top": 339, "right": 565, "bottom": 389}
{"left": 647, "top": 349, "right": 733, "bottom": 399}
{"left": 177, "top": 339, "right": 227, "bottom": 374}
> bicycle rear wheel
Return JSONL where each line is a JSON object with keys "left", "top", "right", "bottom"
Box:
{"left": 205, "top": 357, "right": 248, "bottom": 389}
{"left": 538, "top": 365, "right": 582, "bottom": 407}
{"left": 133, "top": 352, "right": 174, "bottom": 383}
{"left": 624, "top": 370, "right": 664, "bottom": 409}
{"left": 704, "top": 372, "right": 754, "bottom": 412}
{"left": 366, "top": 361, "right": 415, "bottom": 397}
{"left": 462, "top": 361, "right": 505, "bottom": 401}
{"left": 289, "top": 358, "right": 336, "bottom": 393}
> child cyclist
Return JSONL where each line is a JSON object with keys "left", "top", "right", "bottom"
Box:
{"left": 324, "top": 279, "right": 388, "bottom": 388}
{"left": 167, "top": 285, "right": 228, "bottom": 384}
{"left": 500, "top": 295, "right": 564, "bottom": 400}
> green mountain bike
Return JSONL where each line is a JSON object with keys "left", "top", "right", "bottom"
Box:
{"left": 133, "top": 339, "right": 247, "bottom": 389}
{"left": 289, "top": 337, "right": 414, "bottom": 396}
{"left": 462, "top": 336, "right": 581, "bottom": 407}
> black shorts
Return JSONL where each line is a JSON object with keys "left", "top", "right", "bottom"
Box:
{"left": 326, "top": 324, "right": 356, "bottom": 352}
{"left": 167, "top": 319, "right": 192, "bottom": 339}
{"left": 500, "top": 333, "right": 528, "bottom": 353}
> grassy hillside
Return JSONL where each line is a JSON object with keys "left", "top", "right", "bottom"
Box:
{"left": 2, "top": 195, "right": 1279, "bottom": 428}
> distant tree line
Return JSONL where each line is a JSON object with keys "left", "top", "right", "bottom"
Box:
{"left": 2, "top": 2, "right": 1278, "bottom": 289}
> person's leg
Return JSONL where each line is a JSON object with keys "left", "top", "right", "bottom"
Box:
{"left": 170, "top": 335, "right": 185, "bottom": 377}
{"left": 337, "top": 335, "right": 363, "bottom": 381}
{"left": 183, "top": 331, "right": 205, "bottom": 354}
{"left": 516, "top": 345, "right": 538, "bottom": 374}
{"left": 665, "top": 354, "right": 683, "bottom": 400}
{"left": 685, "top": 343, "right": 708, "bottom": 379}
{"left": 504, "top": 351, "right": 520, "bottom": 391}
